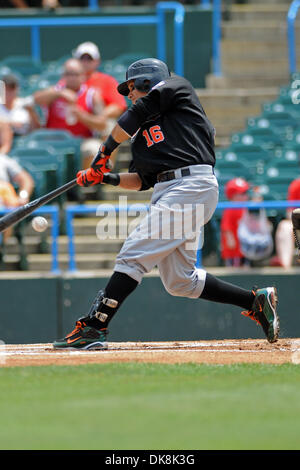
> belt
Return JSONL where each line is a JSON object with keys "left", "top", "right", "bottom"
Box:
{"left": 157, "top": 167, "right": 191, "bottom": 183}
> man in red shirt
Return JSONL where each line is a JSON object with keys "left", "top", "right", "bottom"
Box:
{"left": 72, "top": 42, "right": 127, "bottom": 167}
{"left": 272, "top": 177, "right": 300, "bottom": 268}
{"left": 221, "top": 177, "right": 250, "bottom": 267}
{"left": 34, "top": 58, "right": 107, "bottom": 168}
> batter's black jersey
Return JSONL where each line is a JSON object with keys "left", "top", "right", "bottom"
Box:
{"left": 118, "top": 75, "right": 216, "bottom": 190}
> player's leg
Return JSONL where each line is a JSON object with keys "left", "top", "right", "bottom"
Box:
{"left": 156, "top": 199, "right": 279, "bottom": 343}
{"left": 53, "top": 178, "right": 200, "bottom": 349}
{"left": 159, "top": 242, "right": 279, "bottom": 343}
{"left": 200, "top": 274, "right": 279, "bottom": 343}
{"left": 53, "top": 271, "right": 138, "bottom": 349}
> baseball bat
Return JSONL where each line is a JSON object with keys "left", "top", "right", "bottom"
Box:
{"left": 0, "top": 178, "right": 77, "bottom": 233}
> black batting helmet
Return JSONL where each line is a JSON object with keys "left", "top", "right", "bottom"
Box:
{"left": 117, "top": 58, "right": 170, "bottom": 96}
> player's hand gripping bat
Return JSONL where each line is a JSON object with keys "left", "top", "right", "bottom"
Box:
{"left": 292, "top": 208, "right": 300, "bottom": 262}
{"left": 0, "top": 178, "right": 77, "bottom": 233}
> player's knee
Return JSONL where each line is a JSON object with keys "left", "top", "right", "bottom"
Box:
{"left": 164, "top": 279, "right": 194, "bottom": 298}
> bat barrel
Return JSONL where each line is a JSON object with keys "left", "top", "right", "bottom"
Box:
{"left": 0, "top": 179, "right": 77, "bottom": 233}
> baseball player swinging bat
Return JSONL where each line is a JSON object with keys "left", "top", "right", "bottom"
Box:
{"left": 292, "top": 208, "right": 300, "bottom": 261}
{"left": 0, "top": 178, "right": 77, "bottom": 233}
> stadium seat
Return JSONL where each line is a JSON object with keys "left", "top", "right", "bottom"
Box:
{"left": 0, "top": 56, "right": 44, "bottom": 78}
{"left": 231, "top": 127, "right": 283, "bottom": 151}
{"left": 214, "top": 159, "right": 249, "bottom": 179}
{"left": 230, "top": 143, "right": 272, "bottom": 163}
{"left": 263, "top": 99, "right": 300, "bottom": 122}
{"left": 215, "top": 144, "right": 272, "bottom": 182}
{"left": 284, "top": 131, "right": 300, "bottom": 148}
{"left": 18, "top": 129, "right": 77, "bottom": 142}
{"left": 28, "top": 70, "right": 61, "bottom": 90}
{"left": 45, "top": 55, "right": 71, "bottom": 73}
{"left": 264, "top": 174, "right": 294, "bottom": 198}
{"left": 102, "top": 52, "right": 149, "bottom": 74}
{"left": 9, "top": 147, "right": 68, "bottom": 198}
{"left": 265, "top": 159, "right": 299, "bottom": 179}
{"left": 14, "top": 130, "right": 82, "bottom": 183}
{"left": 16, "top": 161, "right": 50, "bottom": 200}
{"left": 247, "top": 111, "right": 299, "bottom": 139}
{"left": 273, "top": 147, "right": 299, "bottom": 163}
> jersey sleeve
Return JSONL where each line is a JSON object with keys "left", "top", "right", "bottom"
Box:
{"left": 117, "top": 80, "right": 176, "bottom": 137}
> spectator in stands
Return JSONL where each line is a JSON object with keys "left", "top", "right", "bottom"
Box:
{"left": 0, "top": 153, "right": 34, "bottom": 246}
{"left": 0, "top": 153, "right": 34, "bottom": 205}
{"left": 34, "top": 58, "right": 107, "bottom": 168}
{"left": 0, "top": 122, "right": 13, "bottom": 155}
{"left": 3, "top": 0, "right": 60, "bottom": 8}
{"left": 271, "top": 177, "right": 300, "bottom": 268}
{"left": 0, "top": 73, "right": 40, "bottom": 138}
{"left": 220, "top": 177, "right": 250, "bottom": 267}
{"left": 72, "top": 42, "right": 127, "bottom": 166}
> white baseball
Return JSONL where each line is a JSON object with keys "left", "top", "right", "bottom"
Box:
{"left": 32, "top": 216, "right": 48, "bottom": 232}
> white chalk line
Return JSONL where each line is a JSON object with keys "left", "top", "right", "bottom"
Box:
{"left": 0, "top": 340, "right": 299, "bottom": 359}
{"left": 0, "top": 347, "right": 297, "bottom": 357}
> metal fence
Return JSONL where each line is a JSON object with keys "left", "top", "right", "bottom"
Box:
{"left": 0, "top": 2, "right": 185, "bottom": 77}
{"left": 0, "top": 205, "right": 60, "bottom": 273}
{"left": 65, "top": 200, "right": 300, "bottom": 272}
{"left": 287, "top": 0, "right": 300, "bottom": 74}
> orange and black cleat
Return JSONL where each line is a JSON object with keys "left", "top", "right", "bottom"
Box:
{"left": 53, "top": 320, "right": 108, "bottom": 350}
{"left": 241, "top": 287, "right": 279, "bottom": 343}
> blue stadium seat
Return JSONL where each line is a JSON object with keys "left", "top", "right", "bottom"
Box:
{"left": 9, "top": 146, "right": 68, "bottom": 190}
{"left": 14, "top": 130, "right": 82, "bottom": 182}
{"left": 231, "top": 127, "right": 283, "bottom": 151}
{"left": 0, "top": 56, "right": 44, "bottom": 78}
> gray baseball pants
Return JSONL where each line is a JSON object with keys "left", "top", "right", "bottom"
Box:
{"left": 114, "top": 164, "right": 219, "bottom": 298}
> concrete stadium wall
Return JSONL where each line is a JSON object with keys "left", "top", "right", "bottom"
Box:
{"left": 0, "top": 7, "right": 212, "bottom": 87}
{"left": 0, "top": 271, "right": 298, "bottom": 344}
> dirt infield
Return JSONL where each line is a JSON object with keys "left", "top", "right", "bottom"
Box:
{"left": 1, "top": 338, "right": 300, "bottom": 367}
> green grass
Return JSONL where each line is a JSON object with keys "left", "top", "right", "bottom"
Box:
{"left": 0, "top": 363, "right": 300, "bottom": 450}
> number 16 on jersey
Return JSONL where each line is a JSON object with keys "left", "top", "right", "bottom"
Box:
{"left": 142, "top": 125, "right": 165, "bottom": 147}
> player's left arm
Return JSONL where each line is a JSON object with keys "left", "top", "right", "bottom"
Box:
{"left": 117, "top": 172, "right": 142, "bottom": 191}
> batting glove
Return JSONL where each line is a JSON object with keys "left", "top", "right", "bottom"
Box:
{"left": 76, "top": 168, "right": 104, "bottom": 187}
{"left": 91, "top": 144, "right": 113, "bottom": 175}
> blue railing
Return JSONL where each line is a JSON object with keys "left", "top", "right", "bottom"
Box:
{"left": 212, "top": 0, "right": 222, "bottom": 76}
{"left": 65, "top": 204, "right": 148, "bottom": 272}
{"left": 287, "top": 0, "right": 300, "bottom": 74}
{"left": 200, "top": 0, "right": 222, "bottom": 76}
{"left": 65, "top": 200, "right": 300, "bottom": 272}
{"left": 0, "top": 205, "right": 60, "bottom": 273}
{"left": 88, "top": 0, "right": 98, "bottom": 9}
{"left": 0, "top": 2, "right": 185, "bottom": 77}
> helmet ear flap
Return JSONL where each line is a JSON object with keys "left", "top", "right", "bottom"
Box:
{"left": 141, "top": 79, "right": 151, "bottom": 92}
{"left": 134, "top": 78, "right": 151, "bottom": 93}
